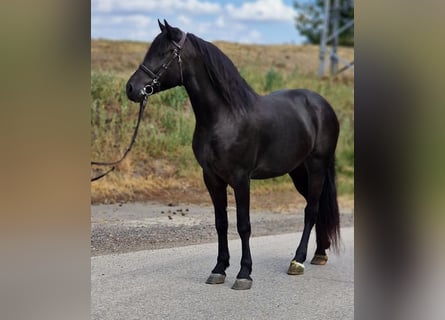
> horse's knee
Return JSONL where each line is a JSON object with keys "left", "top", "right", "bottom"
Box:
{"left": 236, "top": 223, "right": 251, "bottom": 236}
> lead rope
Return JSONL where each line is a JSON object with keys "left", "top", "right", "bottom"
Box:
{"left": 90, "top": 96, "right": 148, "bottom": 182}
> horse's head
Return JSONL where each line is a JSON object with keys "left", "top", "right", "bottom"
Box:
{"left": 126, "top": 20, "right": 187, "bottom": 103}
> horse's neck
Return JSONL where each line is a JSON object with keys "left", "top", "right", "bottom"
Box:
{"left": 183, "top": 67, "right": 230, "bottom": 127}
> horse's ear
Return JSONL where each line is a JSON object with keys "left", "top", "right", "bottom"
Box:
{"left": 163, "top": 19, "right": 182, "bottom": 41}
{"left": 158, "top": 19, "right": 165, "bottom": 32}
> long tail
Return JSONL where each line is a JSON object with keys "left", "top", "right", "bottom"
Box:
{"left": 317, "top": 156, "right": 341, "bottom": 252}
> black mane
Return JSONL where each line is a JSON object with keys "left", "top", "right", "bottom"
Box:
{"left": 187, "top": 34, "right": 258, "bottom": 112}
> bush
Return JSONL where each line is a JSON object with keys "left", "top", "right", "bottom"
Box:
{"left": 264, "top": 68, "right": 284, "bottom": 92}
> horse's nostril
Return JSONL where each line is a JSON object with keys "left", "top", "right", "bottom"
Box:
{"left": 126, "top": 83, "right": 133, "bottom": 93}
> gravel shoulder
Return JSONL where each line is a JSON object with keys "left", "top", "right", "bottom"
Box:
{"left": 91, "top": 201, "right": 354, "bottom": 256}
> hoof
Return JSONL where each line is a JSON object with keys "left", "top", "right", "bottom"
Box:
{"left": 311, "top": 254, "right": 328, "bottom": 265}
{"left": 205, "top": 273, "right": 226, "bottom": 284}
{"left": 287, "top": 260, "right": 305, "bottom": 275}
{"left": 231, "top": 278, "right": 252, "bottom": 290}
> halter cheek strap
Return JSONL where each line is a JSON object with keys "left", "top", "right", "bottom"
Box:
{"left": 172, "top": 31, "right": 187, "bottom": 50}
{"left": 139, "top": 31, "right": 187, "bottom": 97}
{"left": 173, "top": 31, "right": 187, "bottom": 84}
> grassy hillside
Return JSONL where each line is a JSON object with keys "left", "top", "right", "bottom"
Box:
{"left": 91, "top": 39, "right": 353, "bottom": 80}
{"left": 91, "top": 39, "right": 354, "bottom": 208}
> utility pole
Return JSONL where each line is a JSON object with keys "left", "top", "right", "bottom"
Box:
{"left": 318, "top": 0, "right": 354, "bottom": 77}
{"left": 330, "top": 0, "right": 340, "bottom": 75}
{"left": 318, "top": 0, "right": 330, "bottom": 78}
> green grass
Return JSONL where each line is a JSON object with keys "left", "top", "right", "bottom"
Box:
{"left": 91, "top": 69, "right": 353, "bottom": 197}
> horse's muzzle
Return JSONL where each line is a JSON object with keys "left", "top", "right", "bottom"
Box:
{"left": 126, "top": 81, "right": 145, "bottom": 103}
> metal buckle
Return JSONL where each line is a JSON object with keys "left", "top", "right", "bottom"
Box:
{"left": 141, "top": 84, "right": 154, "bottom": 96}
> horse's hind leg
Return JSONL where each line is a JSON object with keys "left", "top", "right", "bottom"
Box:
{"left": 203, "top": 171, "right": 229, "bottom": 285}
{"left": 288, "top": 157, "right": 326, "bottom": 275}
{"left": 289, "top": 164, "right": 329, "bottom": 266}
{"left": 289, "top": 164, "right": 308, "bottom": 198}
{"left": 311, "top": 219, "right": 330, "bottom": 265}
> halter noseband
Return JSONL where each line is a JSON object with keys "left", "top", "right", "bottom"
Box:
{"left": 138, "top": 31, "right": 187, "bottom": 97}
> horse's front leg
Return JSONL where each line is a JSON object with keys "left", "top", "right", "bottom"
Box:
{"left": 232, "top": 177, "right": 253, "bottom": 290}
{"left": 203, "top": 171, "right": 229, "bottom": 285}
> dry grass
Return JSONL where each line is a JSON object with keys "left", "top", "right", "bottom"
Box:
{"left": 91, "top": 39, "right": 354, "bottom": 80}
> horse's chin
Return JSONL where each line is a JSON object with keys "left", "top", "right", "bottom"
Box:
{"left": 127, "top": 92, "right": 145, "bottom": 103}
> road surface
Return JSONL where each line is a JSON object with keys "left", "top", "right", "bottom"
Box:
{"left": 91, "top": 227, "right": 354, "bottom": 319}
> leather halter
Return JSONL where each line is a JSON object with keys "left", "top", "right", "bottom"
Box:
{"left": 138, "top": 31, "right": 187, "bottom": 97}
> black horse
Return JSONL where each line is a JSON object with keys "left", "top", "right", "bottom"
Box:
{"left": 126, "top": 20, "right": 340, "bottom": 290}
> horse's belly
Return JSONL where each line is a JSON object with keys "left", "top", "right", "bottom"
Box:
{"left": 251, "top": 140, "right": 311, "bottom": 179}
{"left": 251, "top": 169, "right": 287, "bottom": 179}
{"left": 251, "top": 163, "right": 299, "bottom": 179}
{"left": 251, "top": 155, "right": 304, "bottom": 179}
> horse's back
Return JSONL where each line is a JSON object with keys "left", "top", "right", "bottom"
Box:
{"left": 263, "top": 88, "right": 336, "bottom": 117}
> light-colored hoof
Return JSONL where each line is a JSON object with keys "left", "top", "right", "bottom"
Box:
{"left": 231, "top": 278, "right": 253, "bottom": 290}
{"left": 311, "top": 254, "right": 328, "bottom": 265}
{"left": 205, "top": 273, "right": 226, "bottom": 284}
{"left": 287, "top": 260, "right": 305, "bottom": 275}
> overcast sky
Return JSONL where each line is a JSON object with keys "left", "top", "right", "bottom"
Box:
{"left": 91, "top": 0, "right": 305, "bottom": 44}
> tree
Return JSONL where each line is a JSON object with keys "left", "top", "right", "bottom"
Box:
{"left": 294, "top": 0, "right": 354, "bottom": 47}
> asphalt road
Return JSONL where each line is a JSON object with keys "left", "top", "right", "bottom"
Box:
{"left": 91, "top": 227, "right": 354, "bottom": 320}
